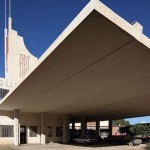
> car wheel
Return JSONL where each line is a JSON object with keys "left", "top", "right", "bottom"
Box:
{"left": 128, "top": 142, "right": 133, "bottom": 146}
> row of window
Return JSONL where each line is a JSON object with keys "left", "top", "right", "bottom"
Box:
{"left": 0, "top": 125, "right": 14, "bottom": 137}
{"left": 30, "top": 126, "right": 63, "bottom": 137}
{"left": 0, "top": 125, "right": 63, "bottom": 138}
{"left": 48, "top": 127, "right": 63, "bottom": 137}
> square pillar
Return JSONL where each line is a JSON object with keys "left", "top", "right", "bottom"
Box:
{"left": 81, "top": 116, "right": 86, "bottom": 135}
{"left": 109, "top": 120, "right": 112, "bottom": 136}
{"left": 41, "top": 112, "right": 46, "bottom": 144}
{"left": 96, "top": 120, "right": 100, "bottom": 137}
{"left": 72, "top": 121, "right": 75, "bottom": 130}
{"left": 14, "top": 109, "right": 19, "bottom": 146}
{"left": 63, "top": 115, "right": 70, "bottom": 143}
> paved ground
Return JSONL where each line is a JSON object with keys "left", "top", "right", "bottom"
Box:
{"left": 0, "top": 143, "right": 146, "bottom": 150}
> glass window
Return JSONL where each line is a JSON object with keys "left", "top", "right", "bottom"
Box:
{"left": 29, "top": 126, "right": 37, "bottom": 137}
{"left": 0, "top": 88, "right": 9, "bottom": 100}
{"left": 56, "top": 127, "right": 63, "bottom": 137}
{"left": 0, "top": 125, "right": 14, "bottom": 137}
{"left": 47, "top": 127, "right": 52, "bottom": 137}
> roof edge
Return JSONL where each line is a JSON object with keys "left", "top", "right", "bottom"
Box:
{"left": 94, "top": 1, "right": 150, "bottom": 48}
{"left": 1, "top": 0, "right": 150, "bottom": 106}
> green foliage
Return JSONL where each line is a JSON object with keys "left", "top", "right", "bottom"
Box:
{"left": 129, "top": 124, "right": 150, "bottom": 136}
{"left": 113, "top": 119, "right": 130, "bottom": 126}
{"left": 145, "top": 143, "right": 150, "bottom": 150}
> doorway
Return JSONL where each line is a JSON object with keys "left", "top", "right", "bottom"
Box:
{"left": 20, "top": 126, "right": 26, "bottom": 144}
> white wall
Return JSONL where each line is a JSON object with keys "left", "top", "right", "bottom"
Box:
{"left": 0, "top": 77, "right": 16, "bottom": 90}
{"left": 5, "top": 19, "right": 38, "bottom": 83}
{"left": 20, "top": 112, "right": 63, "bottom": 144}
{"left": 20, "top": 112, "right": 41, "bottom": 144}
{"left": 0, "top": 111, "right": 64, "bottom": 144}
{"left": 0, "top": 111, "right": 14, "bottom": 144}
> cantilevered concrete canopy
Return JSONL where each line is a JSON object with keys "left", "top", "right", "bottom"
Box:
{"left": 0, "top": 0, "right": 150, "bottom": 120}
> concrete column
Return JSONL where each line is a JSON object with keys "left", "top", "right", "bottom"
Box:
{"left": 14, "top": 109, "right": 19, "bottom": 146}
{"left": 81, "top": 116, "right": 86, "bottom": 135}
{"left": 72, "top": 121, "right": 75, "bottom": 130}
{"left": 41, "top": 112, "right": 46, "bottom": 144}
{"left": 63, "top": 115, "right": 70, "bottom": 143}
{"left": 109, "top": 120, "right": 112, "bottom": 136}
{"left": 96, "top": 120, "right": 100, "bottom": 137}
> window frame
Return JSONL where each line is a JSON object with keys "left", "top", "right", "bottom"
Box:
{"left": 0, "top": 125, "right": 14, "bottom": 137}
{"left": 29, "top": 126, "right": 38, "bottom": 137}
{"left": 47, "top": 126, "right": 52, "bottom": 137}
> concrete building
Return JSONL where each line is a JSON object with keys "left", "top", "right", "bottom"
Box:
{"left": 0, "top": 0, "right": 150, "bottom": 145}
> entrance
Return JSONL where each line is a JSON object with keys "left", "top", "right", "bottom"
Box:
{"left": 20, "top": 126, "right": 26, "bottom": 144}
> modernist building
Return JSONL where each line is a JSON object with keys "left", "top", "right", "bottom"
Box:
{"left": 0, "top": 0, "right": 150, "bottom": 145}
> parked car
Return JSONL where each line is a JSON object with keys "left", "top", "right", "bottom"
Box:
{"left": 105, "top": 135, "right": 142, "bottom": 146}
{"left": 73, "top": 135, "right": 97, "bottom": 144}
{"left": 133, "top": 135, "right": 150, "bottom": 143}
{"left": 128, "top": 138, "right": 142, "bottom": 146}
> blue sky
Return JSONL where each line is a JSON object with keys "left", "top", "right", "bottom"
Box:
{"left": 0, "top": 0, "right": 150, "bottom": 124}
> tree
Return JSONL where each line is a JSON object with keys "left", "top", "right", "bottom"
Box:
{"left": 129, "top": 124, "right": 150, "bottom": 136}
{"left": 113, "top": 119, "right": 130, "bottom": 126}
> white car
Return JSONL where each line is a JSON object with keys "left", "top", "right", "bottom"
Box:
{"left": 73, "top": 135, "right": 97, "bottom": 144}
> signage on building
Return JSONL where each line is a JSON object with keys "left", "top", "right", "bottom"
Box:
{"left": 0, "top": 77, "right": 15, "bottom": 89}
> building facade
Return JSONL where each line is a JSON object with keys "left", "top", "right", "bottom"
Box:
{"left": 0, "top": 0, "right": 150, "bottom": 146}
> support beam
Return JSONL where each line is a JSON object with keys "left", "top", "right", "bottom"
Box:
{"left": 81, "top": 116, "right": 86, "bottom": 135}
{"left": 96, "top": 120, "right": 100, "bottom": 137}
{"left": 41, "top": 112, "right": 46, "bottom": 144}
{"left": 14, "top": 109, "right": 19, "bottom": 146}
{"left": 72, "top": 121, "right": 75, "bottom": 130}
{"left": 109, "top": 120, "right": 112, "bottom": 136}
{"left": 63, "top": 115, "right": 70, "bottom": 143}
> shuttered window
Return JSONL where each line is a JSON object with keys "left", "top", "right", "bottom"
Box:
{"left": 0, "top": 125, "right": 14, "bottom": 137}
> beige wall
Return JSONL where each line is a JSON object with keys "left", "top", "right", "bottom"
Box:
{"left": 0, "top": 138, "right": 14, "bottom": 144}
{"left": 20, "top": 112, "right": 41, "bottom": 144}
{"left": 0, "top": 111, "right": 63, "bottom": 144}
{"left": 46, "top": 114, "right": 63, "bottom": 143}
{"left": 20, "top": 112, "right": 63, "bottom": 143}
{"left": 0, "top": 110, "right": 14, "bottom": 125}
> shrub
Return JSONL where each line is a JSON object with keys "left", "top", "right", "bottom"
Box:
{"left": 145, "top": 143, "right": 150, "bottom": 150}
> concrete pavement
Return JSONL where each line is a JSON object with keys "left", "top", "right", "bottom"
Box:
{"left": 0, "top": 143, "right": 146, "bottom": 150}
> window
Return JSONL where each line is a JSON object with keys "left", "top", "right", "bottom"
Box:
{"left": 0, "top": 88, "right": 9, "bottom": 100}
{"left": 56, "top": 127, "right": 63, "bottom": 137}
{"left": 0, "top": 125, "right": 14, "bottom": 137}
{"left": 29, "top": 126, "right": 37, "bottom": 137}
{"left": 47, "top": 127, "right": 52, "bottom": 137}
